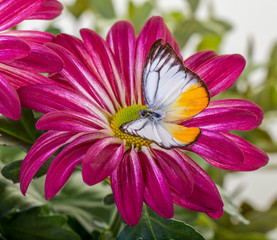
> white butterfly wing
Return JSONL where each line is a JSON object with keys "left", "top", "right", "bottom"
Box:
{"left": 120, "top": 118, "right": 198, "bottom": 149}
{"left": 120, "top": 40, "right": 209, "bottom": 149}
{"left": 142, "top": 39, "right": 209, "bottom": 121}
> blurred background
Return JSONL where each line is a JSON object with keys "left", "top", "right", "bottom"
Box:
{"left": 2, "top": 0, "right": 277, "bottom": 239}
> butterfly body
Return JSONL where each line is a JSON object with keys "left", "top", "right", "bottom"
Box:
{"left": 120, "top": 39, "right": 210, "bottom": 149}
{"left": 138, "top": 109, "right": 164, "bottom": 121}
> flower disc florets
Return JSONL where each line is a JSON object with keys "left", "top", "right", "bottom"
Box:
{"left": 110, "top": 105, "right": 152, "bottom": 148}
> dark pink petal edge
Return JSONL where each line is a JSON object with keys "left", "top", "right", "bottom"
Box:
{"left": 20, "top": 131, "right": 81, "bottom": 195}
{"left": 2, "top": 42, "right": 64, "bottom": 73}
{"left": 0, "top": 63, "right": 54, "bottom": 89}
{"left": 28, "top": 0, "right": 63, "bottom": 20}
{"left": 82, "top": 137, "right": 124, "bottom": 186}
{"left": 36, "top": 110, "right": 108, "bottom": 132}
{"left": 45, "top": 132, "right": 106, "bottom": 199}
{"left": 111, "top": 148, "right": 144, "bottom": 225}
{"left": 0, "top": 36, "right": 31, "bottom": 61}
{"left": 188, "top": 130, "right": 245, "bottom": 169}
{"left": 151, "top": 147, "right": 194, "bottom": 197}
{"left": 107, "top": 21, "right": 136, "bottom": 106}
{"left": 172, "top": 150, "right": 223, "bottom": 218}
{"left": 221, "top": 133, "right": 269, "bottom": 171}
{"left": 139, "top": 147, "right": 174, "bottom": 219}
{"left": 80, "top": 29, "right": 126, "bottom": 108}
{"left": 0, "top": 0, "right": 44, "bottom": 31}
{"left": 0, "top": 72, "right": 21, "bottom": 119}
{"left": 18, "top": 84, "right": 108, "bottom": 123}
{"left": 0, "top": 30, "right": 55, "bottom": 44}
{"left": 184, "top": 50, "right": 217, "bottom": 71}
{"left": 195, "top": 54, "right": 246, "bottom": 97}
{"left": 183, "top": 101, "right": 262, "bottom": 131}
{"left": 46, "top": 42, "right": 116, "bottom": 114}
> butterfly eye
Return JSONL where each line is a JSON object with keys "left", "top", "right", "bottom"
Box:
{"left": 138, "top": 110, "right": 147, "bottom": 118}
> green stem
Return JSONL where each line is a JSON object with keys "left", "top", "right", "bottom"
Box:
{"left": 109, "top": 208, "right": 122, "bottom": 238}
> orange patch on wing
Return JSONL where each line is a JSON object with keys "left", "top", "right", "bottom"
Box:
{"left": 165, "top": 83, "right": 209, "bottom": 122}
{"left": 165, "top": 123, "right": 200, "bottom": 145}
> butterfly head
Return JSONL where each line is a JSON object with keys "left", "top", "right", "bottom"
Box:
{"left": 110, "top": 105, "right": 153, "bottom": 148}
{"left": 138, "top": 109, "right": 164, "bottom": 121}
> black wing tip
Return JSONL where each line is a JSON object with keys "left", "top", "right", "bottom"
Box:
{"left": 119, "top": 123, "right": 126, "bottom": 132}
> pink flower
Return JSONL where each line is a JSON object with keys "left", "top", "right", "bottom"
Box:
{"left": 0, "top": 0, "right": 63, "bottom": 119}
{"left": 19, "top": 16, "right": 268, "bottom": 225}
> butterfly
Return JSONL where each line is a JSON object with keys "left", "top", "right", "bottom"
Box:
{"left": 120, "top": 39, "right": 210, "bottom": 149}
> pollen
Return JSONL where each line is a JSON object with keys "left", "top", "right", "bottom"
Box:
{"left": 110, "top": 105, "right": 152, "bottom": 148}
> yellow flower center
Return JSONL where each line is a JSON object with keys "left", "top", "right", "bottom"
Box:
{"left": 110, "top": 105, "right": 152, "bottom": 148}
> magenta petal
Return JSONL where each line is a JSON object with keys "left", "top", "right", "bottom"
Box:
{"left": 82, "top": 137, "right": 124, "bottom": 186}
{"left": 135, "top": 16, "right": 180, "bottom": 103}
{"left": 45, "top": 133, "right": 103, "bottom": 199}
{"left": 188, "top": 130, "right": 245, "bottom": 169}
{"left": 183, "top": 106, "right": 259, "bottom": 131}
{"left": 0, "top": 72, "right": 20, "bottom": 119}
{"left": 172, "top": 150, "right": 223, "bottom": 217}
{"left": 46, "top": 42, "right": 115, "bottom": 113}
{"left": 139, "top": 147, "right": 174, "bottom": 219}
{"left": 206, "top": 208, "right": 224, "bottom": 219}
{"left": 28, "top": 0, "right": 63, "bottom": 20}
{"left": 0, "top": 36, "right": 30, "bottom": 61}
{"left": 0, "top": 63, "right": 53, "bottom": 89}
{"left": 107, "top": 21, "right": 136, "bottom": 105}
{"left": 151, "top": 147, "right": 194, "bottom": 197}
{"left": 183, "top": 50, "right": 217, "bottom": 71}
{"left": 195, "top": 54, "right": 246, "bottom": 97}
{"left": 55, "top": 33, "right": 95, "bottom": 69}
{"left": 18, "top": 84, "right": 100, "bottom": 116}
{"left": 0, "top": 0, "right": 44, "bottom": 31}
{"left": 208, "top": 99, "right": 264, "bottom": 124}
{"left": 111, "top": 148, "right": 144, "bottom": 225}
{"left": 80, "top": 29, "right": 126, "bottom": 107}
{"left": 2, "top": 42, "right": 64, "bottom": 73}
{"left": 1, "top": 30, "right": 55, "bottom": 44}
{"left": 221, "top": 133, "right": 269, "bottom": 171}
{"left": 36, "top": 110, "right": 106, "bottom": 132}
{"left": 20, "top": 131, "right": 78, "bottom": 195}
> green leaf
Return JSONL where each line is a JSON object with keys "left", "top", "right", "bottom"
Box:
{"left": 0, "top": 207, "right": 81, "bottom": 240}
{"left": 1, "top": 157, "right": 51, "bottom": 183}
{"left": 267, "top": 42, "right": 277, "bottom": 78}
{"left": 89, "top": 0, "right": 115, "bottom": 19}
{"left": 0, "top": 108, "right": 39, "bottom": 147}
{"left": 117, "top": 206, "right": 205, "bottom": 240}
{"left": 173, "top": 18, "right": 218, "bottom": 49}
{"left": 103, "top": 193, "right": 115, "bottom": 205}
{"left": 128, "top": 1, "right": 154, "bottom": 33}
{"left": 67, "top": 0, "right": 88, "bottom": 18}
{"left": 46, "top": 26, "right": 62, "bottom": 35}
{"left": 48, "top": 172, "right": 115, "bottom": 233}
{"left": 0, "top": 132, "right": 32, "bottom": 152}
{"left": 197, "top": 35, "right": 222, "bottom": 52}
{"left": 1, "top": 160, "right": 22, "bottom": 183}
{"left": 0, "top": 170, "right": 46, "bottom": 217}
{"left": 217, "top": 185, "right": 249, "bottom": 224}
{"left": 0, "top": 166, "right": 81, "bottom": 239}
{"left": 234, "top": 201, "right": 277, "bottom": 234}
{"left": 214, "top": 228, "right": 268, "bottom": 240}
{"left": 0, "top": 164, "right": 115, "bottom": 237}
{"left": 209, "top": 18, "right": 232, "bottom": 32}
{"left": 193, "top": 214, "right": 216, "bottom": 240}
{"left": 19, "top": 108, "right": 38, "bottom": 141}
{"left": 173, "top": 205, "right": 199, "bottom": 224}
{"left": 0, "top": 145, "right": 26, "bottom": 164}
